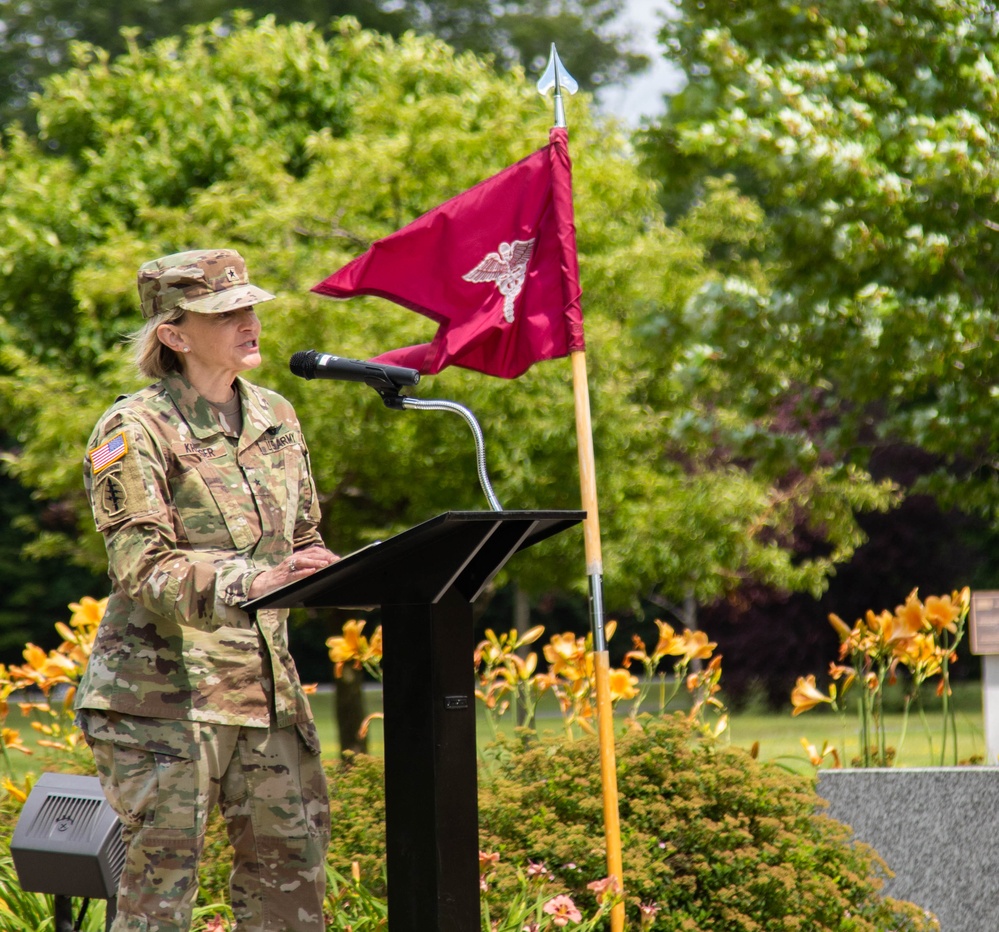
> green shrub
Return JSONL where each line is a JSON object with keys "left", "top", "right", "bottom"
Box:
{"left": 204, "top": 714, "right": 939, "bottom": 930}
{"left": 0, "top": 717, "right": 938, "bottom": 930}
{"left": 477, "top": 715, "right": 938, "bottom": 931}
{"left": 325, "top": 751, "right": 389, "bottom": 894}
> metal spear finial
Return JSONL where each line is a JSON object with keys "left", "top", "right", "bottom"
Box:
{"left": 537, "top": 43, "right": 578, "bottom": 128}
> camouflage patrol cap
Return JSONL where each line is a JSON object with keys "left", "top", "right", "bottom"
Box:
{"left": 137, "top": 249, "right": 276, "bottom": 318}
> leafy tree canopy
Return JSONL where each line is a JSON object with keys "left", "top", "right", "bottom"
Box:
{"left": 640, "top": 0, "right": 999, "bottom": 523}
{"left": 0, "top": 16, "right": 891, "bottom": 625}
{"left": 0, "top": 0, "right": 648, "bottom": 128}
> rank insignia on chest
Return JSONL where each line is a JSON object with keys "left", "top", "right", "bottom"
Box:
{"left": 90, "top": 431, "right": 128, "bottom": 473}
{"left": 97, "top": 471, "right": 128, "bottom": 518}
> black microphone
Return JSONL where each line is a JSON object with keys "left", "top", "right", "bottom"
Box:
{"left": 289, "top": 350, "right": 420, "bottom": 390}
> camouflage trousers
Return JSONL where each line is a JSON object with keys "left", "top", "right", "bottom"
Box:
{"left": 84, "top": 714, "right": 330, "bottom": 932}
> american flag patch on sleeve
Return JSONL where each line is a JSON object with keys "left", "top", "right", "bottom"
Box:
{"left": 90, "top": 431, "right": 128, "bottom": 473}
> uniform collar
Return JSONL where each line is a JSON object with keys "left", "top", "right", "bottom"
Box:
{"left": 161, "top": 372, "right": 280, "bottom": 447}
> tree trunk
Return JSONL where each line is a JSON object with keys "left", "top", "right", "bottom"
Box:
{"left": 335, "top": 661, "right": 368, "bottom": 755}
{"left": 513, "top": 582, "right": 531, "bottom": 726}
{"left": 328, "top": 608, "right": 369, "bottom": 756}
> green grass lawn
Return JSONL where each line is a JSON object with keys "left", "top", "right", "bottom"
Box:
{"left": 312, "top": 680, "right": 987, "bottom": 774}
{"left": 725, "top": 684, "right": 987, "bottom": 773}
{"left": 2, "top": 680, "right": 988, "bottom": 784}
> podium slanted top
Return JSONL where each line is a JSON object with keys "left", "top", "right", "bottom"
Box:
{"left": 242, "top": 510, "right": 584, "bottom": 612}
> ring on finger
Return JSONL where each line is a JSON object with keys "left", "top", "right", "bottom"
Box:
{"left": 289, "top": 558, "right": 297, "bottom": 572}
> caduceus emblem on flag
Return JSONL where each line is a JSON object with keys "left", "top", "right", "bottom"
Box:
{"left": 462, "top": 239, "right": 535, "bottom": 323}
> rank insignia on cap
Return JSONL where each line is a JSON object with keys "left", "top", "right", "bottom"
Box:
{"left": 90, "top": 431, "right": 128, "bottom": 473}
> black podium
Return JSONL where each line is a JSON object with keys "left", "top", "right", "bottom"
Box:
{"left": 244, "top": 510, "right": 583, "bottom": 932}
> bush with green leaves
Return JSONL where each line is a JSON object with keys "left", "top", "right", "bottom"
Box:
{"left": 0, "top": 716, "right": 937, "bottom": 930}
{"left": 477, "top": 716, "right": 938, "bottom": 929}
{"left": 201, "top": 716, "right": 935, "bottom": 930}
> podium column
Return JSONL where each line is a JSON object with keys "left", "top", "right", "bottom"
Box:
{"left": 381, "top": 587, "right": 481, "bottom": 931}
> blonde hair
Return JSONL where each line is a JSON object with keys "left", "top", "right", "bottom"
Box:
{"left": 128, "top": 307, "right": 187, "bottom": 379}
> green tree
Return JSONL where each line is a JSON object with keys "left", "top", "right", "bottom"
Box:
{"left": 0, "top": 0, "right": 646, "bottom": 129}
{"left": 400, "top": 0, "right": 648, "bottom": 89}
{"left": 640, "top": 0, "right": 999, "bottom": 526}
{"left": 0, "top": 16, "right": 891, "bottom": 659}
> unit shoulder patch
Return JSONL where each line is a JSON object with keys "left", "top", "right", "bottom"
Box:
{"left": 89, "top": 443, "right": 157, "bottom": 532}
{"left": 97, "top": 470, "right": 128, "bottom": 518}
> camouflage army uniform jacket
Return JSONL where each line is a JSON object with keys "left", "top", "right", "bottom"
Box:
{"left": 75, "top": 372, "right": 323, "bottom": 729}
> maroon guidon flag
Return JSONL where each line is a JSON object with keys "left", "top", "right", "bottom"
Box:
{"left": 312, "top": 127, "right": 585, "bottom": 379}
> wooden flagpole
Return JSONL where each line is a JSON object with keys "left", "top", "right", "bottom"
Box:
{"left": 540, "top": 45, "right": 625, "bottom": 932}
{"left": 572, "top": 350, "right": 625, "bottom": 932}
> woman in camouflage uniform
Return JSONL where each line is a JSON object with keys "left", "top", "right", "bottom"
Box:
{"left": 76, "top": 249, "right": 338, "bottom": 932}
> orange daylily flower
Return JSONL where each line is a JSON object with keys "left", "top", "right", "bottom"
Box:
{"left": 326, "top": 620, "right": 382, "bottom": 676}
{"left": 38, "top": 731, "right": 86, "bottom": 752}
{"left": 543, "top": 632, "right": 588, "bottom": 681}
{"left": 654, "top": 619, "right": 687, "bottom": 657}
{"left": 60, "top": 597, "right": 107, "bottom": 668}
{"left": 8, "top": 644, "right": 78, "bottom": 693}
{"left": 827, "top": 662, "right": 856, "bottom": 688}
{"left": 519, "top": 625, "right": 547, "bottom": 647}
{"left": 677, "top": 630, "right": 717, "bottom": 663}
{"left": 510, "top": 652, "right": 538, "bottom": 680}
{"left": 791, "top": 674, "right": 834, "bottom": 716}
{"left": 68, "top": 596, "right": 108, "bottom": 632}
{"left": 865, "top": 609, "right": 894, "bottom": 642}
{"left": 358, "top": 712, "right": 383, "bottom": 738}
{"left": 892, "top": 589, "right": 927, "bottom": 640}
{"left": 1, "top": 727, "right": 31, "bottom": 755}
{"left": 828, "top": 612, "right": 853, "bottom": 642}
{"left": 531, "top": 670, "right": 559, "bottom": 694}
{"left": 925, "top": 593, "right": 961, "bottom": 634}
{"left": 895, "top": 632, "right": 943, "bottom": 677}
{"left": 477, "top": 628, "right": 511, "bottom": 665}
{"left": 608, "top": 668, "right": 639, "bottom": 701}
{"left": 2, "top": 778, "right": 29, "bottom": 803}
{"left": 623, "top": 634, "right": 648, "bottom": 669}
{"left": 800, "top": 737, "right": 841, "bottom": 768}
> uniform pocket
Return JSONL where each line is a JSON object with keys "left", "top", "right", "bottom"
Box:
{"left": 239, "top": 440, "right": 304, "bottom": 544}
{"left": 90, "top": 743, "right": 199, "bottom": 834}
{"left": 170, "top": 445, "right": 257, "bottom": 551}
{"left": 296, "top": 719, "right": 322, "bottom": 756}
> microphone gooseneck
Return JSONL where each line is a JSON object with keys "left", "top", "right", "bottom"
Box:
{"left": 289, "top": 349, "right": 502, "bottom": 511}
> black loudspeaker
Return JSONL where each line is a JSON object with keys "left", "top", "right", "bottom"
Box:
{"left": 11, "top": 772, "right": 125, "bottom": 900}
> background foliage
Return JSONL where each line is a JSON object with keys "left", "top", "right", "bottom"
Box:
{"left": 194, "top": 719, "right": 939, "bottom": 929}
{"left": 0, "top": 0, "right": 648, "bottom": 128}
{"left": 631, "top": 0, "right": 999, "bottom": 698}
{"left": 0, "top": 12, "right": 898, "bottom": 679}
{"left": 0, "top": 719, "right": 932, "bottom": 930}
{"left": 3, "top": 1, "right": 999, "bottom": 703}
